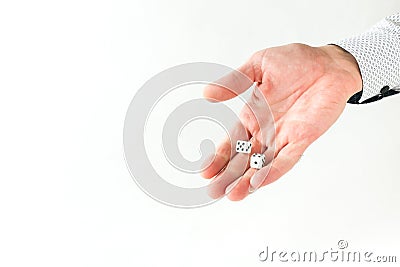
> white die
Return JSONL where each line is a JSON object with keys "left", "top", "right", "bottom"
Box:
{"left": 236, "top": 140, "right": 252, "bottom": 154}
{"left": 250, "top": 153, "right": 265, "bottom": 169}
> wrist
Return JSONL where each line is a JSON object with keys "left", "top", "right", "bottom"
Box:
{"left": 319, "top": 45, "right": 363, "bottom": 98}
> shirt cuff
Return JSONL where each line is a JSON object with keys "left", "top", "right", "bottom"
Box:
{"left": 333, "top": 13, "right": 400, "bottom": 104}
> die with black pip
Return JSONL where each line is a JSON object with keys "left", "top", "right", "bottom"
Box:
{"left": 250, "top": 153, "right": 265, "bottom": 169}
{"left": 236, "top": 140, "right": 266, "bottom": 170}
{"left": 235, "top": 140, "right": 252, "bottom": 154}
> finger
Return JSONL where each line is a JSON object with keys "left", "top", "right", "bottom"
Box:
{"left": 220, "top": 115, "right": 273, "bottom": 201}
{"left": 226, "top": 142, "right": 273, "bottom": 199}
{"left": 249, "top": 142, "right": 307, "bottom": 191}
{"left": 201, "top": 121, "right": 250, "bottom": 179}
{"left": 203, "top": 52, "right": 264, "bottom": 102}
{"left": 207, "top": 137, "right": 263, "bottom": 199}
{"left": 226, "top": 168, "right": 257, "bottom": 201}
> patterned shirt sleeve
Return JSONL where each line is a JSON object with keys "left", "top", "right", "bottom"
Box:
{"left": 333, "top": 12, "right": 400, "bottom": 104}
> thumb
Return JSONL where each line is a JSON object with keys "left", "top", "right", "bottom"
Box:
{"left": 203, "top": 51, "right": 263, "bottom": 102}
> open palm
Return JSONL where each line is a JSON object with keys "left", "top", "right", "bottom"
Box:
{"left": 202, "top": 44, "right": 362, "bottom": 201}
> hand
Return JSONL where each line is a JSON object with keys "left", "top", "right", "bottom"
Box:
{"left": 201, "top": 43, "right": 362, "bottom": 201}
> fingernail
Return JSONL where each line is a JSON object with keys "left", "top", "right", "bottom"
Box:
{"left": 249, "top": 173, "right": 266, "bottom": 193}
{"left": 248, "top": 184, "right": 256, "bottom": 194}
{"left": 225, "top": 178, "right": 241, "bottom": 195}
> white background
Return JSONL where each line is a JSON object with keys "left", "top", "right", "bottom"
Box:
{"left": 0, "top": 0, "right": 399, "bottom": 266}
